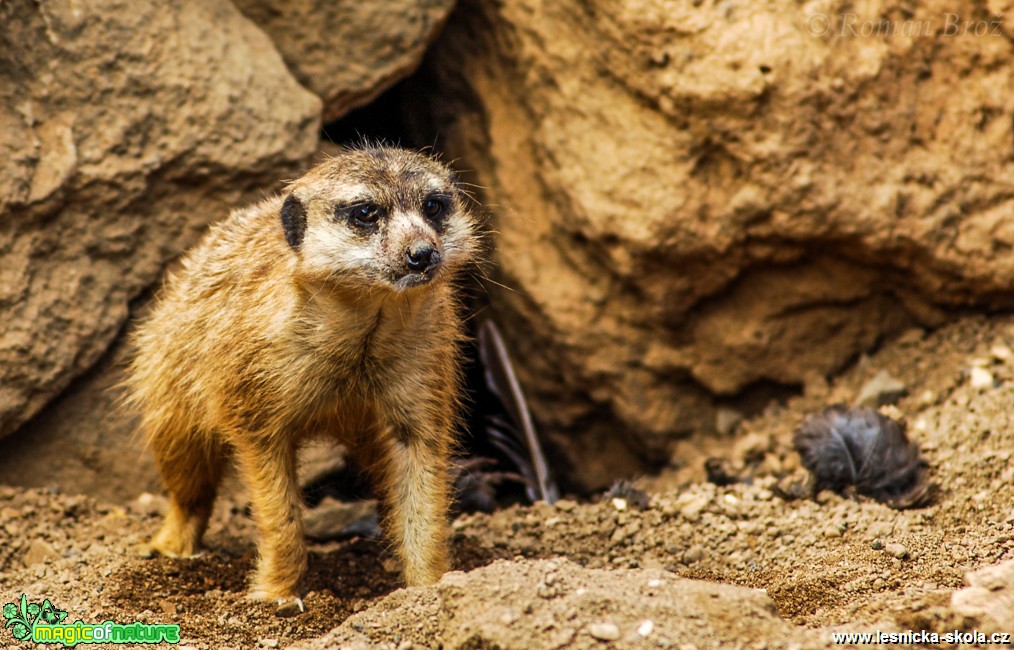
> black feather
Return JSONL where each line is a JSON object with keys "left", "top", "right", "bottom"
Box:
{"left": 477, "top": 319, "right": 559, "bottom": 504}
{"left": 794, "top": 405, "right": 933, "bottom": 509}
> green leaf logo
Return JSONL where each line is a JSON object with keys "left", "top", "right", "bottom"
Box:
{"left": 3, "top": 594, "right": 68, "bottom": 642}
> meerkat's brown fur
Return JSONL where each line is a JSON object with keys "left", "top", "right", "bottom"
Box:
{"left": 125, "top": 145, "right": 480, "bottom": 604}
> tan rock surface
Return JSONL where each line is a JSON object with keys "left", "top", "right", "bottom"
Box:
{"left": 414, "top": 0, "right": 1014, "bottom": 487}
{"left": 233, "top": 0, "right": 455, "bottom": 121}
{"left": 0, "top": 0, "right": 321, "bottom": 439}
{"left": 951, "top": 559, "right": 1014, "bottom": 635}
{"left": 288, "top": 559, "right": 826, "bottom": 650}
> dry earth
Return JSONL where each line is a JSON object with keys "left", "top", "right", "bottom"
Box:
{"left": 2, "top": 314, "right": 1013, "bottom": 649}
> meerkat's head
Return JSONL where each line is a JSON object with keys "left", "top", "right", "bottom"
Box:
{"left": 279, "top": 145, "right": 478, "bottom": 292}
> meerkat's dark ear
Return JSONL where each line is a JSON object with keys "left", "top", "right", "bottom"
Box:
{"left": 280, "top": 194, "right": 307, "bottom": 250}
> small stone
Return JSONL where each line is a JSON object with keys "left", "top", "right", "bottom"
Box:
{"left": 611, "top": 498, "right": 628, "bottom": 511}
{"left": 969, "top": 366, "right": 994, "bottom": 389}
{"left": 637, "top": 620, "right": 654, "bottom": 637}
{"left": 682, "top": 545, "right": 705, "bottom": 564}
{"left": 885, "top": 543, "right": 908, "bottom": 559}
{"left": 678, "top": 494, "right": 709, "bottom": 523}
{"left": 871, "top": 539, "right": 884, "bottom": 550}
{"left": 23, "top": 539, "right": 58, "bottom": 567}
{"left": 555, "top": 499, "right": 577, "bottom": 512}
{"left": 716, "top": 407, "right": 744, "bottom": 435}
{"left": 857, "top": 370, "right": 907, "bottom": 407}
{"left": 304, "top": 497, "right": 378, "bottom": 542}
{"left": 588, "top": 622, "right": 621, "bottom": 641}
{"left": 873, "top": 578, "right": 886, "bottom": 590}
{"left": 991, "top": 344, "right": 1013, "bottom": 361}
{"left": 258, "top": 640, "right": 279, "bottom": 649}
{"left": 132, "top": 492, "right": 168, "bottom": 517}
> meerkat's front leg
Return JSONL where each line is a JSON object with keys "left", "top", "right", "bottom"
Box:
{"left": 368, "top": 403, "right": 454, "bottom": 586}
{"left": 231, "top": 433, "right": 308, "bottom": 603}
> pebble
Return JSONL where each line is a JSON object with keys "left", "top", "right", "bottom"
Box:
{"left": 870, "top": 539, "right": 884, "bottom": 550}
{"left": 678, "top": 494, "right": 709, "bottom": 523}
{"left": 969, "top": 366, "right": 994, "bottom": 389}
{"left": 857, "top": 370, "right": 907, "bottom": 407}
{"left": 682, "top": 545, "right": 705, "bottom": 564}
{"left": 716, "top": 407, "right": 744, "bottom": 435}
{"left": 885, "top": 543, "right": 908, "bottom": 559}
{"left": 637, "top": 620, "right": 655, "bottom": 637}
{"left": 991, "top": 343, "right": 1013, "bottom": 361}
{"left": 258, "top": 640, "right": 279, "bottom": 648}
{"left": 555, "top": 499, "right": 577, "bottom": 512}
{"left": 23, "top": 539, "right": 58, "bottom": 567}
{"left": 588, "top": 622, "right": 621, "bottom": 641}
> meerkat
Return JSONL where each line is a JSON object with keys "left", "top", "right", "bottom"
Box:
{"left": 126, "top": 145, "right": 480, "bottom": 610}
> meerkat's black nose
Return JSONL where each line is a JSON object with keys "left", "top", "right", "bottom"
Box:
{"left": 405, "top": 241, "right": 441, "bottom": 273}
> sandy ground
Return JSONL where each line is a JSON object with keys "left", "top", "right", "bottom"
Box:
{"left": 2, "top": 315, "right": 1013, "bottom": 649}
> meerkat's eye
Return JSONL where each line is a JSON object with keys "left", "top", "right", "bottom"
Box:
{"left": 422, "top": 197, "right": 446, "bottom": 220}
{"left": 347, "top": 203, "right": 381, "bottom": 227}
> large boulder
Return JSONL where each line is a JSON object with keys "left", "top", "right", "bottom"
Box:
{"left": 0, "top": 0, "right": 322, "bottom": 441}
{"left": 233, "top": 0, "right": 456, "bottom": 121}
{"left": 412, "top": 0, "right": 1014, "bottom": 487}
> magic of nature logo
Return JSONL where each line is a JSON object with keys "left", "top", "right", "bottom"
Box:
{"left": 2, "top": 594, "right": 180, "bottom": 646}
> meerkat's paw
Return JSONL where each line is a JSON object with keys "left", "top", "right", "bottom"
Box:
{"left": 246, "top": 591, "right": 305, "bottom": 617}
{"left": 136, "top": 534, "right": 204, "bottom": 559}
{"left": 135, "top": 542, "right": 205, "bottom": 559}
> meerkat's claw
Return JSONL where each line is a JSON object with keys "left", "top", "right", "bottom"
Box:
{"left": 275, "top": 597, "right": 305, "bottom": 618}
{"left": 246, "top": 591, "right": 305, "bottom": 617}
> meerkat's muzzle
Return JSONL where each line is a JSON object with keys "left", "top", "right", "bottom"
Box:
{"left": 393, "top": 238, "right": 444, "bottom": 290}
{"left": 405, "top": 239, "right": 442, "bottom": 274}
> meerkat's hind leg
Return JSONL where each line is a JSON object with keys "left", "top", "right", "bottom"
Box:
{"left": 140, "top": 430, "right": 224, "bottom": 559}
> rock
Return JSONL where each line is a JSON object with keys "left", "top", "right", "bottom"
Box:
{"left": 233, "top": 0, "right": 454, "bottom": 121}
{"left": 969, "top": 366, "right": 995, "bottom": 389}
{"left": 287, "top": 559, "right": 822, "bottom": 649}
{"left": 715, "top": 408, "right": 744, "bottom": 436}
{"left": 0, "top": 0, "right": 320, "bottom": 441}
{"left": 0, "top": 343, "right": 161, "bottom": 501}
{"left": 23, "top": 539, "right": 58, "bottom": 567}
{"left": 857, "top": 371, "right": 908, "bottom": 407}
{"left": 884, "top": 543, "right": 908, "bottom": 560}
{"left": 411, "top": 0, "right": 1014, "bottom": 488}
{"left": 131, "top": 493, "right": 168, "bottom": 517}
{"left": 297, "top": 440, "right": 348, "bottom": 489}
{"left": 950, "top": 559, "right": 1014, "bottom": 635}
{"left": 587, "top": 622, "right": 621, "bottom": 641}
{"left": 303, "top": 497, "right": 379, "bottom": 542}
{"left": 678, "top": 493, "right": 710, "bottom": 523}
{"left": 990, "top": 343, "right": 1013, "bottom": 362}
